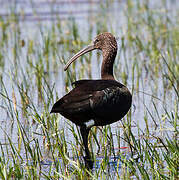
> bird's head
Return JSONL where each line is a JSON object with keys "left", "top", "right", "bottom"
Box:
{"left": 64, "top": 32, "right": 117, "bottom": 71}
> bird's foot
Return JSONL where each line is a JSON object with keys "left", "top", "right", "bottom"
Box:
{"left": 84, "top": 156, "right": 93, "bottom": 170}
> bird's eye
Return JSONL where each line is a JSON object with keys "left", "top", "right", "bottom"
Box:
{"left": 94, "top": 39, "right": 99, "bottom": 43}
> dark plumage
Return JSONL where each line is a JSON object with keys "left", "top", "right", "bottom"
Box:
{"left": 51, "top": 32, "right": 132, "bottom": 169}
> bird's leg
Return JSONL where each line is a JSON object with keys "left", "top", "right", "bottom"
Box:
{"left": 80, "top": 126, "right": 93, "bottom": 169}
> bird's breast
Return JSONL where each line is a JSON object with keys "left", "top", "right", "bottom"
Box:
{"left": 91, "top": 86, "right": 132, "bottom": 125}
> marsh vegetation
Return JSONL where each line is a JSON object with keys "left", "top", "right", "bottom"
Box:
{"left": 0, "top": 0, "right": 178, "bottom": 179}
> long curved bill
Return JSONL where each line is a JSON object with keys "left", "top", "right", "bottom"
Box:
{"left": 64, "top": 44, "right": 96, "bottom": 71}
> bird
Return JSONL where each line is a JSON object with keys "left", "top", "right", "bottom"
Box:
{"left": 50, "top": 32, "right": 132, "bottom": 169}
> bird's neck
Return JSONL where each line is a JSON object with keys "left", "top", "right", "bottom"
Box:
{"left": 101, "top": 50, "right": 117, "bottom": 80}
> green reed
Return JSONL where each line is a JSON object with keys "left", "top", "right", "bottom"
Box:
{"left": 0, "top": 0, "right": 178, "bottom": 179}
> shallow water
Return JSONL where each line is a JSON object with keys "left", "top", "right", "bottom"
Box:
{"left": 0, "top": 0, "right": 178, "bottom": 177}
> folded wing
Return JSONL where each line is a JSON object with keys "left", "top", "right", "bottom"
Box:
{"left": 51, "top": 80, "right": 131, "bottom": 126}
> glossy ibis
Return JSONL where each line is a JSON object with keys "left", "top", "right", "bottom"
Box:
{"left": 51, "top": 32, "right": 132, "bottom": 169}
